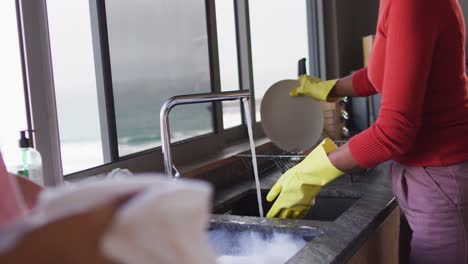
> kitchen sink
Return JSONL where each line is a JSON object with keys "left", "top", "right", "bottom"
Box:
{"left": 214, "top": 189, "right": 359, "bottom": 221}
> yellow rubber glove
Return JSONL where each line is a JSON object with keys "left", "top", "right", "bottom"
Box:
{"left": 289, "top": 75, "right": 341, "bottom": 102}
{"left": 266, "top": 138, "right": 344, "bottom": 219}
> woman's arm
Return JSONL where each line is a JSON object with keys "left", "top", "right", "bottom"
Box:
{"left": 329, "top": 69, "right": 378, "bottom": 98}
{"left": 13, "top": 175, "right": 42, "bottom": 209}
{"left": 335, "top": 0, "right": 443, "bottom": 169}
{"left": 328, "top": 143, "right": 362, "bottom": 172}
{"left": 329, "top": 75, "right": 357, "bottom": 97}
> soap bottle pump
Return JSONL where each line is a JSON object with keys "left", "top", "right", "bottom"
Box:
{"left": 17, "top": 130, "right": 43, "bottom": 186}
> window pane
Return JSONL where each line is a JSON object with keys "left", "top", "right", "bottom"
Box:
{"left": 0, "top": 1, "right": 28, "bottom": 169}
{"left": 47, "top": 0, "right": 104, "bottom": 174}
{"left": 105, "top": 0, "right": 214, "bottom": 156}
{"left": 249, "top": 0, "right": 309, "bottom": 121}
{"left": 215, "top": 0, "right": 242, "bottom": 129}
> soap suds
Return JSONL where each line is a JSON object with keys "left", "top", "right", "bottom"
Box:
{"left": 208, "top": 230, "right": 307, "bottom": 264}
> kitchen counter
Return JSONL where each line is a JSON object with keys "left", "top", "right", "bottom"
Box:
{"left": 208, "top": 161, "right": 396, "bottom": 263}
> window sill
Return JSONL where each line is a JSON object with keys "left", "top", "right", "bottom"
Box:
{"left": 66, "top": 136, "right": 274, "bottom": 183}
{"left": 180, "top": 137, "right": 271, "bottom": 178}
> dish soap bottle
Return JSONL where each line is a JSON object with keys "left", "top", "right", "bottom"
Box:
{"left": 16, "top": 131, "right": 43, "bottom": 186}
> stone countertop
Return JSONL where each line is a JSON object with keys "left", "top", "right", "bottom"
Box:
{"left": 209, "top": 162, "right": 396, "bottom": 264}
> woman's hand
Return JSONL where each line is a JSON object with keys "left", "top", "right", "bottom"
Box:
{"left": 266, "top": 138, "right": 344, "bottom": 218}
{"left": 331, "top": 75, "right": 357, "bottom": 98}
{"left": 290, "top": 75, "right": 340, "bottom": 101}
{"left": 0, "top": 193, "right": 134, "bottom": 264}
{"left": 289, "top": 74, "right": 357, "bottom": 102}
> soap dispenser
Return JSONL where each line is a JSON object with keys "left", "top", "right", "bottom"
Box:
{"left": 16, "top": 131, "right": 43, "bottom": 186}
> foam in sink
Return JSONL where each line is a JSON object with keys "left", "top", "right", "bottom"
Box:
{"left": 208, "top": 229, "right": 307, "bottom": 264}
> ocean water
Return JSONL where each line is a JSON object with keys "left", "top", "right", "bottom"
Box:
{"left": 60, "top": 128, "right": 210, "bottom": 175}
{"left": 60, "top": 103, "right": 244, "bottom": 175}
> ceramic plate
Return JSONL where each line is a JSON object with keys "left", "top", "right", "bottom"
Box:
{"left": 260, "top": 79, "right": 324, "bottom": 152}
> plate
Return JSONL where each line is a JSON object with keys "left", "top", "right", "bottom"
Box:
{"left": 260, "top": 79, "right": 324, "bottom": 152}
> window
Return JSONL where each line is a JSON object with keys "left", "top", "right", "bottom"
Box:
{"left": 215, "top": 0, "right": 243, "bottom": 129}
{"left": 0, "top": 1, "right": 29, "bottom": 170}
{"left": 11, "top": 0, "right": 320, "bottom": 179}
{"left": 47, "top": 0, "right": 104, "bottom": 174}
{"left": 249, "top": 0, "right": 310, "bottom": 121}
{"left": 104, "top": 0, "right": 214, "bottom": 156}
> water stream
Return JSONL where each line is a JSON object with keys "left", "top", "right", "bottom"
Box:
{"left": 242, "top": 98, "right": 264, "bottom": 217}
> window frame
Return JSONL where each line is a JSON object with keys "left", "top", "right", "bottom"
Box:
{"left": 16, "top": 0, "right": 64, "bottom": 185}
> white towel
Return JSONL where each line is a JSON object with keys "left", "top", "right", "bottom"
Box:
{"left": 32, "top": 174, "right": 217, "bottom": 264}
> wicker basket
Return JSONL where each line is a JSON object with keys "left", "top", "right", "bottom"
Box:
{"left": 322, "top": 102, "right": 344, "bottom": 140}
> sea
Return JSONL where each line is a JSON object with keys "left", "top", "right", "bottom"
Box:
{"left": 59, "top": 101, "right": 244, "bottom": 175}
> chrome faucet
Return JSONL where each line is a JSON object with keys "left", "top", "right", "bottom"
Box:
{"left": 160, "top": 90, "right": 251, "bottom": 178}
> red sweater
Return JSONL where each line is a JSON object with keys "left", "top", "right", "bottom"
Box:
{"left": 349, "top": 0, "right": 468, "bottom": 168}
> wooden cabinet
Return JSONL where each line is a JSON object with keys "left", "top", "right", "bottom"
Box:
{"left": 348, "top": 207, "right": 400, "bottom": 264}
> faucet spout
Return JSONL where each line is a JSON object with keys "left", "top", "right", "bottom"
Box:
{"left": 160, "top": 90, "right": 251, "bottom": 178}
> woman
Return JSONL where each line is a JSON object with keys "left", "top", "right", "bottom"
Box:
{"left": 0, "top": 153, "right": 127, "bottom": 263}
{"left": 266, "top": 0, "right": 468, "bottom": 263}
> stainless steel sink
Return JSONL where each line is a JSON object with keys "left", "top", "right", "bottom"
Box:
{"left": 213, "top": 189, "right": 359, "bottom": 221}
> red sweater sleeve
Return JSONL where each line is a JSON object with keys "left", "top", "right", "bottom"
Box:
{"left": 348, "top": 0, "right": 446, "bottom": 168}
{"left": 352, "top": 68, "right": 377, "bottom": 96}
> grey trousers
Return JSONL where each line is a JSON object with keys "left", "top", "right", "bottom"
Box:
{"left": 391, "top": 161, "right": 468, "bottom": 264}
